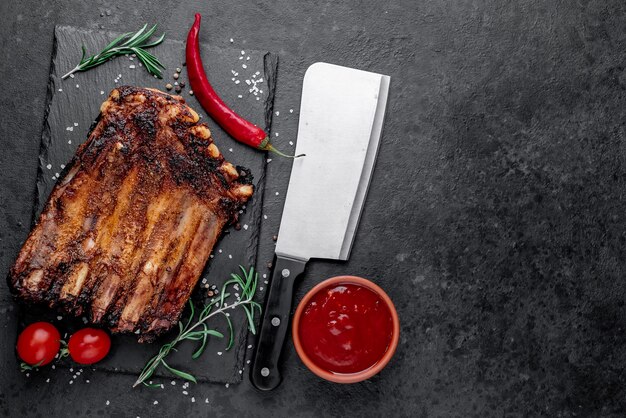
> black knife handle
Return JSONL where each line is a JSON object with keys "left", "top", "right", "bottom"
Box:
{"left": 250, "top": 254, "right": 307, "bottom": 391}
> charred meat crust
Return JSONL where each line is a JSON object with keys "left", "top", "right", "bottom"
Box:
{"left": 8, "top": 86, "right": 254, "bottom": 342}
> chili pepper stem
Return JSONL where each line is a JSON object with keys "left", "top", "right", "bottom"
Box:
{"left": 264, "top": 143, "right": 305, "bottom": 159}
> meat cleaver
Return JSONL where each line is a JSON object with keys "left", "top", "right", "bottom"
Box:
{"left": 250, "top": 62, "right": 390, "bottom": 390}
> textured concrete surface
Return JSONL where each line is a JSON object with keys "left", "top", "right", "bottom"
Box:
{"left": 1, "top": 0, "right": 626, "bottom": 417}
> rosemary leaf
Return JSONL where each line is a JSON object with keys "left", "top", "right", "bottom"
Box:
{"left": 223, "top": 312, "right": 235, "bottom": 351}
{"left": 161, "top": 359, "right": 197, "bottom": 384}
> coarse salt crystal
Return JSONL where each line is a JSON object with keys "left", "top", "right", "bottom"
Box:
{"left": 275, "top": 111, "right": 280, "bottom": 116}
{"left": 229, "top": 148, "right": 233, "bottom": 152}
{"left": 171, "top": 381, "right": 176, "bottom": 385}
{"left": 205, "top": 398, "right": 209, "bottom": 403}
{"left": 289, "top": 141, "right": 294, "bottom": 146}
{"left": 246, "top": 360, "right": 251, "bottom": 364}
{"left": 231, "top": 77, "right": 236, "bottom": 81}
{"left": 263, "top": 215, "right": 267, "bottom": 220}
{"left": 235, "top": 80, "right": 240, "bottom": 84}
{"left": 239, "top": 56, "right": 243, "bottom": 60}
{"left": 260, "top": 287, "right": 264, "bottom": 291}
{"left": 60, "top": 164, "right": 65, "bottom": 169}
{"left": 275, "top": 132, "right": 279, "bottom": 137}
{"left": 69, "top": 380, "right": 73, "bottom": 385}
{"left": 76, "top": 84, "right": 79, "bottom": 88}
{"left": 243, "top": 224, "right": 249, "bottom": 230}
{"left": 245, "top": 80, "right": 251, "bottom": 85}
{"left": 191, "top": 397, "right": 195, "bottom": 403}
{"left": 106, "top": 400, "right": 110, "bottom": 406}
{"left": 154, "top": 400, "right": 158, "bottom": 405}
{"left": 129, "top": 65, "right": 136, "bottom": 69}
{"left": 228, "top": 254, "right": 232, "bottom": 259}
{"left": 217, "top": 351, "right": 223, "bottom": 356}
{"left": 225, "top": 383, "right": 229, "bottom": 388}
{"left": 86, "top": 379, "right": 90, "bottom": 383}
{"left": 100, "top": 91, "right": 105, "bottom": 95}
{"left": 242, "top": 64, "right": 247, "bottom": 69}
{"left": 46, "top": 378, "right": 50, "bottom": 383}
{"left": 246, "top": 56, "right": 250, "bottom": 60}
{"left": 230, "top": 38, "right": 234, "bottom": 43}
{"left": 219, "top": 249, "right": 222, "bottom": 253}
{"left": 238, "top": 95, "right": 242, "bottom": 98}
{"left": 256, "top": 97, "right": 260, "bottom": 100}
{"left": 58, "top": 88, "right": 63, "bottom": 92}
{"left": 182, "top": 390, "right": 188, "bottom": 395}
{"left": 241, "top": 50, "right": 245, "bottom": 55}
{"left": 263, "top": 274, "right": 267, "bottom": 278}
{"left": 248, "top": 344, "right": 253, "bottom": 349}
{"left": 46, "top": 164, "right": 52, "bottom": 170}
{"left": 57, "top": 316, "right": 63, "bottom": 320}
{"left": 74, "top": 122, "right": 78, "bottom": 127}
{"left": 290, "top": 109, "right": 294, "bottom": 113}
{"left": 68, "top": 140, "right": 72, "bottom": 144}
{"left": 70, "top": 74, "right": 75, "bottom": 78}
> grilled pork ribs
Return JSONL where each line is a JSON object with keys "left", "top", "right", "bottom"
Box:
{"left": 8, "top": 86, "right": 253, "bottom": 342}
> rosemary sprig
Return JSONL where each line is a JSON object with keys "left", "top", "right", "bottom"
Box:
{"left": 62, "top": 24, "right": 166, "bottom": 80}
{"left": 133, "top": 266, "right": 262, "bottom": 388}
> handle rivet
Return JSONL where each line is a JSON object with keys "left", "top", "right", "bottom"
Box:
{"left": 261, "top": 367, "right": 270, "bottom": 377}
{"left": 281, "top": 269, "right": 290, "bottom": 278}
{"left": 271, "top": 317, "right": 281, "bottom": 326}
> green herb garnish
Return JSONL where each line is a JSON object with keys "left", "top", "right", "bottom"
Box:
{"left": 20, "top": 360, "right": 43, "bottom": 372}
{"left": 62, "top": 24, "right": 166, "bottom": 80}
{"left": 133, "top": 266, "right": 262, "bottom": 388}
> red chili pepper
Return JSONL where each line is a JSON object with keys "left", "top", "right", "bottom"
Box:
{"left": 186, "top": 14, "right": 300, "bottom": 158}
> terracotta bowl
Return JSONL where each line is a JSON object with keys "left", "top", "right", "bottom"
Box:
{"left": 292, "top": 275, "right": 400, "bottom": 383}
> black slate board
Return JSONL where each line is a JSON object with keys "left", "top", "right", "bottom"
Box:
{"left": 18, "top": 25, "right": 277, "bottom": 384}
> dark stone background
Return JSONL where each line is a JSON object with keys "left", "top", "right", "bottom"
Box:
{"left": 1, "top": 1, "right": 625, "bottom": 417}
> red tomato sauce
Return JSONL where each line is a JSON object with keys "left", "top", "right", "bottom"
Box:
{"left": 298, "top": 283, "right": 393, "bottom": 374}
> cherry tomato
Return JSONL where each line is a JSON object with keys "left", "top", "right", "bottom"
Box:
{"left": 16, "top": 322, "right": 61, "bottom": 366}
{"left": 68, "top": 328, "right": 111, "bottom": 365}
